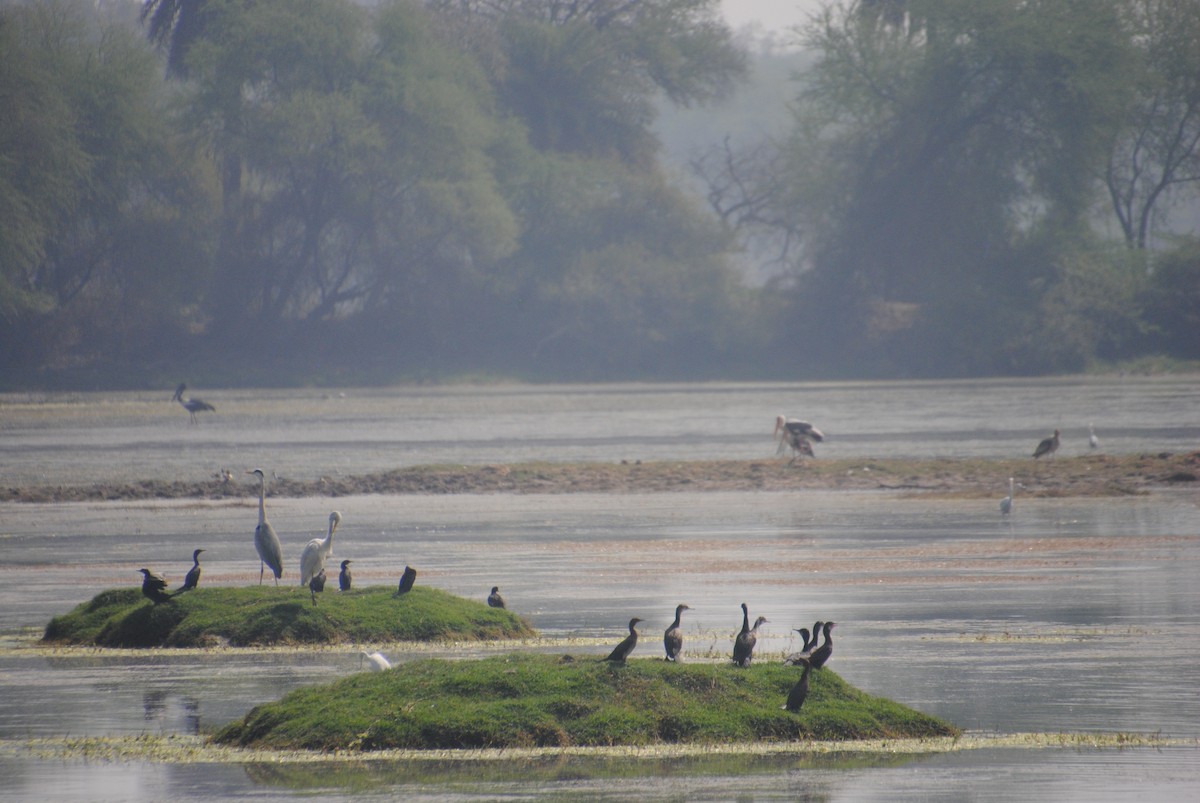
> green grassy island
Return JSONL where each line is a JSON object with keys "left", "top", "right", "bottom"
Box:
{"left": 41, "top": 585, "right": 535, "bottom": 648}
{"left": 215, "top": 653, "right": 959, "bottom": 750}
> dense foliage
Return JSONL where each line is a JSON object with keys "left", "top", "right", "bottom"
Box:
{"left": 1, "top": 0, "right": 1197, "bottom": 386}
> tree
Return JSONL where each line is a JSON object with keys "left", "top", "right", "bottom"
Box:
{"left": 727, "top": 0, "right": 1139, "bottom": 375}
{"left": 1105, "top": 0, "right": 1200, "bottom": 250}
{"left": 181, "top": 0, "right": 519, "bottom": 338}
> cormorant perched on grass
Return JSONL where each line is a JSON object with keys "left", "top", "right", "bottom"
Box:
{"left": 663, "top": 604, "right": 690, "bottom": 661}
{"left": 309, "top": 568, "right": 327, "bottom": 605}
{"left": 782, "top": 655, "right": 813, "bottom": 712}
{"left": 783, "top": 626, "right": 815, "bottom": 665}
{"left": 733, "top": 603, "right": 767, "bottom": 667}
{"left": 178, "top": 549, "right": 204, "bottom": 592}
{"left": 604, "top": 617, "right": 643, "bottom": 662}
{"left": 139, "top": 568, "right": 173, "bottom": 604}
{"left": 338, "top": 559, "right": 353, "bottom": 591}
{"left": 1033, "top": 429, "right": 1060, "bottom": 459}
{"left": 487, "top": 586, "right": 506, "bottom": 609}
{"left": 808, "top": 621, "right": 837, "bottom": 669}
{"left": 394, "top": 566, "right": 417, "bottom": 596}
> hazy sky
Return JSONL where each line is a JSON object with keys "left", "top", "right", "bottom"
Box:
{"left": 721, "top": 0, "right": 825, "bottom": 32}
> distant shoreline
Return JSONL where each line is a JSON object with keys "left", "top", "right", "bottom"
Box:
{"left": 4, "top": 453, "right": 1196, "bottom": 503}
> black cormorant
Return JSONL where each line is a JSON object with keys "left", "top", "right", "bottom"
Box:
{"left": 309, "top": 568, "right": 327, "bottom": 605}
{"left": 604, "top": 617, "right": 643, "bottom": 662}
{"left": 394, "top": 566, "right": 417, "bottom": 596}
{"left": 782, "top": 655, "right": 813, "bottom": 712}
{"left": 488, "top": 586, "right": 506, "bottom": 608}
{"left": 1033, "top": 429, "right": 1060, "bottom": 459}
{"left": 733, "top": 603, "right": 767, "bottom": 667}
{"left": 338, "top": 559, "right": 353, "bottom": 591}
{"left": 139, "top": 568, "right": 173, "bottom": 604}
{"left": 808, "top": 621, "right": 837, "bottom": 669}
{"left": 663, "top": 604, "right": 690, "bottom": 661}
{"left": 178, "top": 548, "right": 204, "bottom": 592}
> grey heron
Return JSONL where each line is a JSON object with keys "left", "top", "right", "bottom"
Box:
{"left": 338, "top": 559, "right": 353, "bottom": 591}
{"left": 1033, "top": 429, "right": 1060, "bottom": 459}
{"left": 603, "top": 617, "right": 643, "bottom": 662}
{"left": 733, "top": 603, "right": 767, "bottom": 667}
{"left": 173, "top": 383, "right": 215, "bottom": 423}
{"left": 300, "top": 511, "right": 341, "bottom": 587}
{"left": 1089, "top": 423, "right": 1099, "bottom": 449}
{"left": 178, "top": 548, "right": 204, "bottom": 592}
{"left": 1000, "top": 477, "right": 1014, "bottom": 515}
{"left": 663, "top": 604, "right": 690, "bottom": 662}
{"left": 248, "top": 469, "right": 284, "bottom": 585}
{"left": 139, "top": 568, "right": 173, "bottom": 604}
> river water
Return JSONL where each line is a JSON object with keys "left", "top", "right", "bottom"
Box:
{"left": 0, "top": 377, "right": 1198, "bottom": 801}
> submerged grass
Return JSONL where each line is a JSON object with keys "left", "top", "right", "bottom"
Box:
{"left": 41, "top": 586, "right": 535, "bottom": 648}
{"left": 214, "top": 653, "right": 958, "bottom": 751}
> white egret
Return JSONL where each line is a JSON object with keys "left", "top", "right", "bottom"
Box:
{"left": 361, "top": 651, "right": 392, "bottom": 671}
{"left": 300, "top": 511, "right": 341, "bottom": 587}
{"left": 1000, "top": 477, "right": 1014, "bottom": 515}
{"left": 1089, "top": 423, "right": 1099, "bottom": 449}
{"left": 248, "top": 468, "right": 284, "bottom": 585}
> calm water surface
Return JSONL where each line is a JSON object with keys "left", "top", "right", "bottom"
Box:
{"left": 1, "top": 379, "right": 1198, "bottom": 801}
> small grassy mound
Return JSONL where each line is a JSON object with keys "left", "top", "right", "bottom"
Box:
{"left": 214, "top": 653, "right": 958, "bottom": 750}
{"left": 41, "top": 586, "right": 535, "bottom": 647}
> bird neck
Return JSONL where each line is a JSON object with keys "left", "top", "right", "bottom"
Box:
{"left": 257, "top": 481, "right": 267, "bottom": 523}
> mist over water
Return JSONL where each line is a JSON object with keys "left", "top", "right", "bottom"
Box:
{"left": 1, "top": 378, "right": 1197, "bottom": 800}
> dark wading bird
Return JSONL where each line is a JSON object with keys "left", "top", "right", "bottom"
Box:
{"left": 604, "top": 617, "right": 643, "bottom": 663}
{"left": 663, "top": 604, "right": 690, "bottom": 662}
{"left": 248, "top": 468, "right": 284, "bottom": 585}
{"left": 300, "top": 511, "right": 341, "bottom": 587}
{"left": 177, "top": 548, "right": 204, "bottom": 593}
{"left": 1033, "top": 429, "right": 1060, "bottom": 459}
{"left": 487, "top": 586, "right": 506, "bottom": 609}
{"left": 781, "top": 655, "right": 813, "bottom": 712}
{"left": 808, "top": 621, "right": 837, "bottom": 669}
{"left": 338, "top": 559, "right": 353, "bottom": 591}
{"left": 394, "top": 566, "right": 417, "bottom": 596}
{"left": 173, "top": 383, "right": 215, "bottom": 424}
{"left": 139, "top": 568, "right": 173, "bottom": 604}
{"left": 308, "top": 568, "right": 327, "bottom": 605}
{"left": 774, "top": 415, "right": 824, "bottom": 462}
{"left": 732, "top": 603, "right": 768, "bottom": 667}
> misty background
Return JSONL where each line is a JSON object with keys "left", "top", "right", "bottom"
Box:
{"left": 2, "top": 0, "right": 1198, "bottom": 389}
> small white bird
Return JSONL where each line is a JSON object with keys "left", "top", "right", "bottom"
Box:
{"left": 360, "top": 651, "right": 392, "bottom": 671}
{"left": 1000, "top": 477, "right": 1014, "bottom": 515}
{"left": 1089, "top": 423, "right": 1099, "bottom": 450}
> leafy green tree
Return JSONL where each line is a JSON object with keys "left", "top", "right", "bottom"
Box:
{"left": 0, "top": 0, "right": 210, "bottom": 375}
{"left": 761, "top": 0, "right": 1137, "bottom": 374}
{"left": 182, "top": 0, "right": 519, "bottom": 339}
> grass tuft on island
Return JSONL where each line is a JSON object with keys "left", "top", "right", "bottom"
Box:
{"left": 41, "top": 585, "right": 535, "bottom": 648}
{"left": 214, "top": 652, "right": 958, "bottom": 751}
